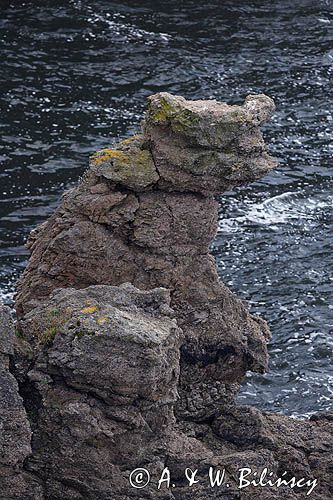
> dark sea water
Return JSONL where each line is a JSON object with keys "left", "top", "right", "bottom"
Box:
{"left": 0, "top": 0, "right": 332, "bottom": 417}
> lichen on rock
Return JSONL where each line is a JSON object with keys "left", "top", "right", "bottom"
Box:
{"left": 90, "top": 135, "right": 159, "bottom": 191}
{"left": 145, "top": 91, "right": 275, "bottom": 148}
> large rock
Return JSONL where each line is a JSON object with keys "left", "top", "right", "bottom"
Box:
{"left": 22, "top": 283, "right": 181, "bottom": 410}
{"left": 12, "top": 285, "right": 333, "bottom": 499}
{"left": 17, "top": 284, "right": 212, "bottom": 499}
{"left": 5, "top": 93, "right": 332, "bottom": 498}
{"left": 16, "top": 92, "right": 274, "bottom": 422}
{"left": 145, "top": 92, "right": 277, "bottom": 194}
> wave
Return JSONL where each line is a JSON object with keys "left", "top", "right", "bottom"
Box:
{"left": 218, "top": 189, "right": 333, "bottom": 233}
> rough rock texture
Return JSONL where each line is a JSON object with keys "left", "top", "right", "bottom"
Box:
{"left": 0, "top": 306, "right": 43, "bottom": 499}
{"left": 18, "top": 284, "right": 191, "bottom": 499}
{"left": 2, "top": 93, "right": 331, "bottom": 499}
{"left": 16, "top": 92, "right": 276, "bottom": 422}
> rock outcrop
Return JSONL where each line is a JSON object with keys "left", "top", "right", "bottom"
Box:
{"left": 16, "top": 92, "right": 276, "bottom": 422}
{"left": 1, "top": 93, "right": 331, "bottom": 499}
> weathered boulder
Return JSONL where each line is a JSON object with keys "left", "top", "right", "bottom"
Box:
{"left": 21, "top": 283, "right": 180, "bottom": 411}
{"left": 145, "top": 92, "right": 277, "bottom": 194}
{"left": 16, "top": 284, "right": 212, "bottom": 499}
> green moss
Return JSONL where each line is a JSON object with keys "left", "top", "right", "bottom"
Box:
{"left": 49, "top": 308, "right": 60, "bottom": 317}
{"left": 147, "top": 94, "right": 200, "bottom": 137}
{"left": 15, "top": 327, "right": 24, "bottom": 338}
{"left": 74, "top": 329, "right": 98, "bottom": 339}
{"left": 38, "top": 308, "right": 72, "bottom": 346}
{"left": 41, "top": 326, "right": 58, "bottom": 345}
{"left": 148, "top": 95, "right": 175, "bottom": 123}
{"left": 170, "top": 109, "right": 199, "bottom": 134}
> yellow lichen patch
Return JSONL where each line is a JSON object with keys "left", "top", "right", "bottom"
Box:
{"left": 80, "top": 305, "right": 98, "bottom": 314}
{"left": 90, "top": 148, "right": 128, "bottom": 167}
{"left": 120, "top": 135, "right": 141, "bottom": 146}
{"left": 97, "top": 316, "right": 109, "bottom": 325}
{"left": 90, "top": 139, "right": 158, "bottom": 189}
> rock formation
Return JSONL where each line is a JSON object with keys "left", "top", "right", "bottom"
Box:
{"left": 16, "top": 92, "right": 276, "bottom": 422}
{"left": 0, "top": 93, "right": 331, "bottom": 499}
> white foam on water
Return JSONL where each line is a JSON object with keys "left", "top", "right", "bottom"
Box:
{"left": 219, "top": 190, "right": 333, "bottom": 233}
{"left": 0, "top": 288, "right": 14, "bottom": 305}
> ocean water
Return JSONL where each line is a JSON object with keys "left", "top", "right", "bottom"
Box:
{"left": 0, "top": 0, "right": 332, "bottom": 417}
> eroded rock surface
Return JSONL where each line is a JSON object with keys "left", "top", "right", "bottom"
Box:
{"left": 2, "top": 93, "right": 331, "bottom": 499}
{"left": 16, "top": 92, "right": 275, "bottom": 422}
{"left": 18, "top": 284, "right": 192, "bottom": 499}
{"left": 0, "top": 306, "right": 43, "bottom": 499}
{"left": 8, "top": 284, "right": 333, "bottom": 499}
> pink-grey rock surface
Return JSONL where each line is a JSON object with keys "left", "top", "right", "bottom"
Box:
{"left": 0, "top": 93, "right": 331, "bottom": 499}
